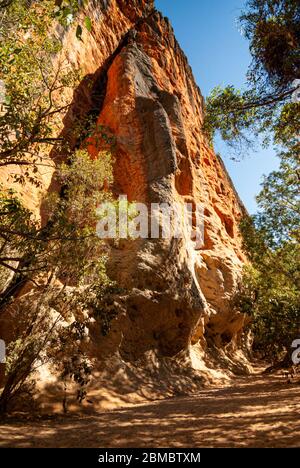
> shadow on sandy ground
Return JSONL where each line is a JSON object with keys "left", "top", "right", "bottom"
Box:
{"left": 0, "top": 375, "right": 299, "bottom": 448}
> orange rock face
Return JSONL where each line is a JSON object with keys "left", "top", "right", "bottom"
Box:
{"left": 1, "top": 0, "right": 251, "bottom": 403}
{"left": 64, "top": 1, "right": 248, "bottom": 360}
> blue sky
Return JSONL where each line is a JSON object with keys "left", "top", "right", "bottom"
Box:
{"left": 155, "top": 0, "right": 280, "bottom": 213}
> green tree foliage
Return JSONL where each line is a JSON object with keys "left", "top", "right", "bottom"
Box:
{"left": 0, "top": 1, "right": 116, "bottom": 414}
{"left": 0, "top": 0, "right": 94, "bottom": 174}
{"left": 0, "top": 0, "right": 81, "bottom": 178}
{"left": 236, "top": 226, "right": 300, "bottom": 362}
{"left": 0, "top": 150, "right": 113, "bottom": 289}
{"left": 236, "top": 149, "right": 300, "bottom": 362}
{"left": 205, "top": 0, "right": 300, "bottom": 363}
{"left": 204, "top": 0, "right": 300, "bottom": 155}
{"left": 0, "top": 150, "right": 115, "bottom": 415}
{"left": 241, "top": 0, "right": 299, "bottom": 89}
{"left": 255, "top": 154, "right": 300, "bottom": 247}
{"left": 0, "top": 0, "right": 106, "bottom": 278}
{"left": 0, "top": 0, "right": 92, "bottom": 32}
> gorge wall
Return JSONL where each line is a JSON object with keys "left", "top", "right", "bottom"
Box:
{"left": 1, "top": 0, "right": 251, "bottom": 410}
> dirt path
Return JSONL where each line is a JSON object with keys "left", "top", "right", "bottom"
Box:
{"left": 0, "top": 374, "right": 299, "bottom": 448}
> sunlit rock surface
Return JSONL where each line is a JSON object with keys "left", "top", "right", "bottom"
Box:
{"left": 0, "top": 0, "right": 252, "bottom": 411}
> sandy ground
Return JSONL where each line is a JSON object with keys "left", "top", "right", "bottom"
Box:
{"left": 0, "top": 374, "right": 299, "bottom": 448}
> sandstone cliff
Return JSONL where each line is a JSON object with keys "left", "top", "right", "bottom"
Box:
{"left": 1, "top": 0, "right": 251, "bottom": 410}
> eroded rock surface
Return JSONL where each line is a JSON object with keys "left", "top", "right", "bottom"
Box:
{"left": 0, "top": 0, "right": 251, "bottom": 409}
{"left": 72, "top": 1, "right": 248, "bottom": 357}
